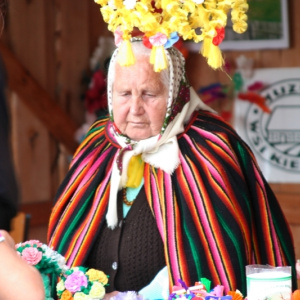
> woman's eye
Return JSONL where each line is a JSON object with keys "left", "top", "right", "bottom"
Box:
{"left": 144, "top": 92, "right": 155, "bottom": 97}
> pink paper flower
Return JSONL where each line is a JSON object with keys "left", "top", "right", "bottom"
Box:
{"left": 212, "top": 285, "right": 224, "bottom": 297}
{"left": 64, "top": 270, "right": 88, "bottom": 293}
{"left": 21, "top": 247, "right": 43, "bottom": 265}
{"left": 149, "top": 32, "right": 168, "bottom": 46}
{"left": 114, "top": 27, "right": 124, "bottom": 47}
{"left": 22, "top": 240, "right": 43, "bottom": 247}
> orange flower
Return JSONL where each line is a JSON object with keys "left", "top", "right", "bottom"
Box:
{"left": 60, "top": 290, "right": 73, "bottom": 300}
{"left": 227, "top": 290, "right": 243, "bottom": 300}
{"left": 292, "top": 289, "right": 300, "bottom": 300}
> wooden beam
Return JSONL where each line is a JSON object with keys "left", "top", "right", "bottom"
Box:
{"left": 0, "top": 42, "right": 79, "bottom": 153}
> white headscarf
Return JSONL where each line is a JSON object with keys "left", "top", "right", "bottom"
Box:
{"left": 106, "top": 41, "right": 214, "bottom": 228}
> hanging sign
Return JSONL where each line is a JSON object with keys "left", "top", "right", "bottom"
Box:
{"left": 234, "top": 68, "right": 300, "bottom": 182}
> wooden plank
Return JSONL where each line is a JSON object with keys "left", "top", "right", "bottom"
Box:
{"left": 276, "top": 194, "right": 300, "bottom": 225}
{"left": 5, "top": 1, "right": 52, "bottom": 88}
{"left": 270, "top": 183, "right": 300, "bottom": 194}
{"left": 186, "top": 52, "right": 219, "bottom": 90}
{"left": 3, "top": 0, "right": 79, "bottom": 208}
{"left": 290, "top": 224, "right": 300, "bottom": 264}
{"left": 10, "top": 93, "right": 51, "bottom": 204}
{"left": 0, "top": 42, "right": 78, "bottom": 153}
{"left": 56, "top": 0, "right": 90, "bottom": 124}
{"left": 89, "top": 0, "right": 112, "bottom": 46}
{"left": 3, "top": 0, "right": 56, "bottom": 208}
{"left": 21, "top": 200, "right": 53, "bottom": 227}
{"left": 42, "top": 1, "right": 57, "bottom": 98}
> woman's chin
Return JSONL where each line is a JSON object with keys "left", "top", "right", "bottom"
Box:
{"left": 127, "top": 133, "right": 149, "bottom": 141}
{"left": 125, "top": 125, "right": 152, "bottom": 141}
{"left": 126, "top": 130, "right": 152, "bottom": 141}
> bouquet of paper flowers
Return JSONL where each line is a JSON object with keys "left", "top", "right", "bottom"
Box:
{"left": 15, "top": 240, "right": 108, "bottom": 300}
{"left": 57, "top": 266, "right": 108, "bottom": 300}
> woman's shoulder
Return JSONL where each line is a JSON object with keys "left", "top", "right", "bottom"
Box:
{"left": 180, "top": 110, "right": 256, "bottom": 162}
{"left": 73, "top": 116, "right": 118, "bottom": 158}
{"left": 183, "top": 110, "right": 239, "bottom": 138}
{"left": 89, "top": 115, "right": 110, "bottom": 132}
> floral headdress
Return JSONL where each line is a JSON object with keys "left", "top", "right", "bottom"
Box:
{"left": 94, "top": 0, "right": 249, "bottom": 71}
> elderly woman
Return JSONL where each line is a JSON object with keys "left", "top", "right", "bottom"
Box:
{"left": 48, "top": 40, "right": 296, "bottom": 297}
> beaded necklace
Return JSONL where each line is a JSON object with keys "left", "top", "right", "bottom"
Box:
{"left": 122, "top": 188, "right": 135, "bottom": 206}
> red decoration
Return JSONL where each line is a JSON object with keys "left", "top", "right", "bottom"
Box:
{"left": 248, "top": 81, "right": 265, "bottom": 92}
{"left": 238, "top": 91, "right": 271, "bottom": 113}
{"left": 151, "top": 1, "right": 162, "bottom": 14}
{"left": 213, "top": 27, "right": 225, "bottom": 46}
{"left": 142, "top": 35, "right": 153, "bottom": 49}
{"left": 174, "top": 38, "right": 189, "bottom": 59}
{"left": 84, "top": 70, "right": 107, "bottom": 114}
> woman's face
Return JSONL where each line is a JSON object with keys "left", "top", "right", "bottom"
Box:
{"left": 112, "top": 56, "right": 168, "bottom": 141}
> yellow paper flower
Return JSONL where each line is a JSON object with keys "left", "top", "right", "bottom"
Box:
{"left": 86, "top": 269, "right": 108, "bottom": 285}
{"left": 94, "top": 0, "right": 109, "bottom": 6}
{"left": 74, "top": 292, "right": 88, "bottom": 300}
{"left": 57, "top": 280, "right": 66, "bottom": 293}
{"left": 89, "top": 282, "right": 106, "bottom": 299}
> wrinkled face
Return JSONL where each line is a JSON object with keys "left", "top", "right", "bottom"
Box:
{"left": 112, "top": 56, "right": 168, "bottom": 141}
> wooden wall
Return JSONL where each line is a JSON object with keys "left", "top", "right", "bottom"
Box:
{"left": 1, "top": 0, "right": 299, "bottom": 266}
{"left": 1, "top": 0, "right": 108, "bottom": 224}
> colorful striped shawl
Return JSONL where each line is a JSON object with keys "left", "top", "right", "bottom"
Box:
{"left": 48, "top": 111, "right": 296, "bottom": 294}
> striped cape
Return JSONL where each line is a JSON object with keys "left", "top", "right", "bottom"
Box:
{"left": 48, "top": 111, "right": 296, "bottom": 295}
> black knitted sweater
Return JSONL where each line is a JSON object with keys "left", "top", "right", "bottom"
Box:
{"left": 85, "top": 187, "right": 166, "bottom": 292}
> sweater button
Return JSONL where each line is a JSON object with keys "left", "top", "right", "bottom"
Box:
{"left": 112, "top": 262, "right": 118, "bottom": 270}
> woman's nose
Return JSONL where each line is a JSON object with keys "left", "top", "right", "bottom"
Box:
{"left": 130, "top": 96, "right": 144, "bottom": 114}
